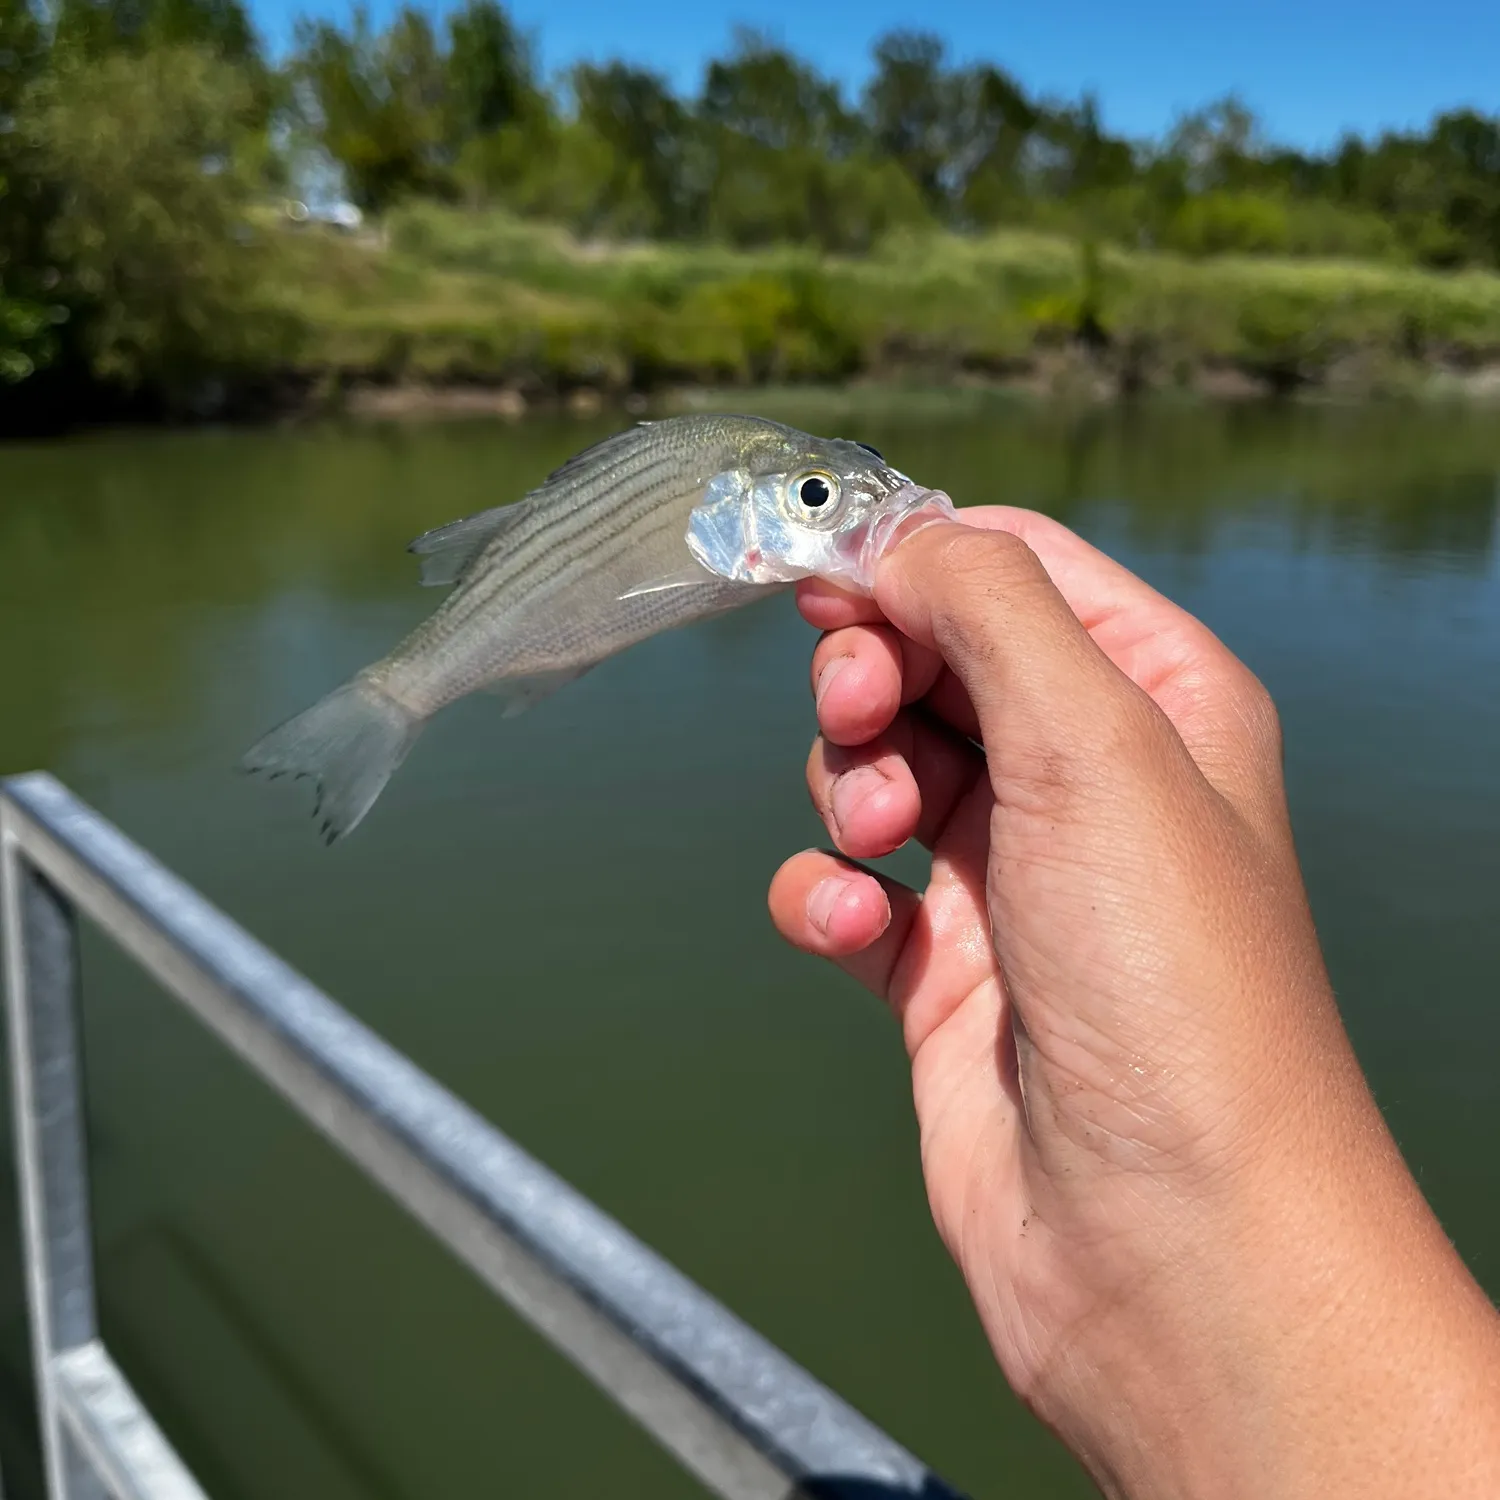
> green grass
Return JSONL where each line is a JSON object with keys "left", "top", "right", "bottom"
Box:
{"left": 269, "top": 202, "right": 1500, "bottom": 398}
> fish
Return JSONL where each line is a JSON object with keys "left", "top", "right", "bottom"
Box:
{"left": 241, "top": 412, "right": 952, "bottom": 844}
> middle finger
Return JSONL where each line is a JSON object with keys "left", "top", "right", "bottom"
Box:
{"left": 812, "top": 622, "right": 938, "bottom": 746}
{"left": 808, "top": 708, "right": 986, "bottom": 859}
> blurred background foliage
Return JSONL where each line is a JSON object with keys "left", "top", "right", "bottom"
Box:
{"left": 0, "top": 0, "right": 1498, "bottom": 417}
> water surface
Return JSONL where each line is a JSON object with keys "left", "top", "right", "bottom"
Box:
{"left": 1, "top": 396, "right": 1498, "bottom": 1499}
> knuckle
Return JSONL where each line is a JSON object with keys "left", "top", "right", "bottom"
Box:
{"left": 1247, "top": 677, "right": 1283, "bottom": 757}
{"left": 940, "top": 526, "right": 1040, "bottom": 589}
{"left": 1228, "top": 665, "right": 1284, "bottom": 765}
{"left": 1001, "top": 683, "right": 1168, "bottom": 819}
{"left": 1085, "top": 681, "right": 1172, "bottom": 774}
{"left": 805, "top": 738, "right": 829, "bottom": 808}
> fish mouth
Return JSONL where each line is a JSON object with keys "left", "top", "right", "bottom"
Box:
{"left": 845, "top": 485, "right": 958, "bottom": 585}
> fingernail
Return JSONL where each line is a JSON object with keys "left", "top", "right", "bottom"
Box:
{"left": 815, "top": 656, "right": 849, "bottom": 709}
{"left": 830, "top": 765, "right": 885, "bottom": 833}
{"left": 807, "top": 876, "right": 854, "bottom": 935}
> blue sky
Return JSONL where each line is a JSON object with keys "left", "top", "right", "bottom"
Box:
{"left": 252, "top": 0, "right": 1498, "bottom": 151}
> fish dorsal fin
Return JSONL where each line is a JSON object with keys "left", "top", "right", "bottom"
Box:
{"left": 537, "top": 425, "right": 652, "bottom": 488}
{"left": 407, "top": 502, "right": 531, "bottom": 588}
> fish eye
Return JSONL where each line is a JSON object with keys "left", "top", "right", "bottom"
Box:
{"left": 794, "top": 473, "right": 837, "bottom": 510}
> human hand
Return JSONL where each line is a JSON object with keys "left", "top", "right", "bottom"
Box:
{"left": 769, "top": 508, "right": 1500, "bottom": 1499}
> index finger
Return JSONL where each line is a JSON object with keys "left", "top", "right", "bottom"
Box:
{"left": 797, "top": 576, "right": 888, "bottom": 632}
{"left": 802, "top": 507, "right": 1284, "bottom": 821}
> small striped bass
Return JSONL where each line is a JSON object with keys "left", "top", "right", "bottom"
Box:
{"left": 242, "top": 412, "right": 937, "bottom": 843}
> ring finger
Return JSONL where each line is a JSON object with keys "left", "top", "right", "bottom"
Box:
{"left": 808, "top": 708, "right": 985, "bottom": 860}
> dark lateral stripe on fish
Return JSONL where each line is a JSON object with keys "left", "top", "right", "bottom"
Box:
{"left": 442, "top": 449, "right": 679, "bottom": 582}
{"left": 489, "top": 441, "right": 694, "bottom": 566}
{"left": 431, "top": 441, "right": 738, "bottom": 632}
{"left": 504, "top": 421, "right": 796, "bottom": 589}
{"left": 415, "top": 420, "right": 792, "bottom": 650}
{"left": 436, "top": 454, "right": 695, "bottom": 631}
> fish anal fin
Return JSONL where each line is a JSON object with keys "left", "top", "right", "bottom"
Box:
{"left": 482, "top": 665, "right": 594, "bottom": 719}
{"left": 407, "top": 502, "right": 530, "bottom": 588}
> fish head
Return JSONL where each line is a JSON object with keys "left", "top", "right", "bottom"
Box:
{"left": 686, "top": 435, "right": 956, "bottom": 595}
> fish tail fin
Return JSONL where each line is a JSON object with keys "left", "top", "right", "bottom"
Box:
{"left": 241, "top": 677, "right": 422, "bottom": 844}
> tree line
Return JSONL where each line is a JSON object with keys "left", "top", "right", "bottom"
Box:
{"left": 287, "top": 7, "right": 1500, "bottom": 266}
{"left": 1, "top": 0, "right": 1497, "bottom": 412}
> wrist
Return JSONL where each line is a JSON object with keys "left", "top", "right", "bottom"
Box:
{"left": 1025, "top": 1102, "right": 1500, "bottom": 1500}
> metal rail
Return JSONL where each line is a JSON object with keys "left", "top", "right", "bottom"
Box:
{"left": 0, "top": 772, "right": 965, "bottom": 1500}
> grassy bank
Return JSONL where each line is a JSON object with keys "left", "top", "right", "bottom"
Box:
{"left": 273, "top": 203, "right": 1500, "bottom": 410}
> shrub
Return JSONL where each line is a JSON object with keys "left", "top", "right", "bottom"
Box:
{"left": 25, "top": 45, "right": 300, "bottom": 398}
{"left": 1166, "top": 192, "right": 1291, "bottom": 257}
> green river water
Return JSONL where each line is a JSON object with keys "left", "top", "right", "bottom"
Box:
{"left": 1, "top": 393, "right": 1498, "bottom": 1498}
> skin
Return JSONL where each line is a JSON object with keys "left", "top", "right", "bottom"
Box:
{"left": 766, "top": 507, "right": 1500, "bottom": 1499}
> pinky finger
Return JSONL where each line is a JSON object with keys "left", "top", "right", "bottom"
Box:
{"left": 767, "top": 849, "right": 920, "bottom": 1002}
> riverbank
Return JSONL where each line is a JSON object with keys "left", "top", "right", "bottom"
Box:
{"left": 9, "top": 203, "right": 1500, "bottom": 437}
{"left": 329, "top": 356, "right": 1500, "bottom": 426}
{"left": 275, "top": 203, "right": 1500, "bottom": 416}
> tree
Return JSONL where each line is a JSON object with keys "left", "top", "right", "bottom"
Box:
{"left": 861, "top": 32, "right": 1050, "bottom": 226}
{"left": 292, "top": 5, "right": 449, "bottom": 212}
{"left": 571, "top": 60, "right": 692, "bottom": 236}
{"left": 26, "top": 44, "right": 297, "bottom": 397}
{"left": 445, "top": 0, "right": 537, "bottom": 144}
{"left": 1, "top": 0, "right": 58, "bottom": 378}
{"left": 145, "top": 0, "right": 256, "bottom": 62}
{"left": 51, "top": 0, "right": 258, "bottom": 63}
{"left": 1163, "top": 95, "right": 1265, "bottom": 194}
{"left": 700, "top": 28, "right": 856, "bottom": 155}
{"left": 863, "top": 31, "right": 954, "bottom": 209}
{"left": 0, "top": 0, "right": 43, "bottom": 104}
{"left": 697, "top": 30, "right": 865, "bottom": 247}
{"left": 951, "top": 63, "right": 1038, "bottom": 224}
{"left": 1428, "top": 110, "right": 1500, "bottom": 264}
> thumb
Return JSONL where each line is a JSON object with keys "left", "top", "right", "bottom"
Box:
{"left": 873, "top": 521, "right": 1184, "bottom": 798}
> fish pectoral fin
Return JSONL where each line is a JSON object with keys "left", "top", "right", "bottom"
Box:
{"left": 407, "top": 502, "right": 531, "bottom": 588}
{"left": 618, "top": 563, "right": 717, "bottom": 600}
{"left": 482, "top": 665, "right": 595, "bottom": 719}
